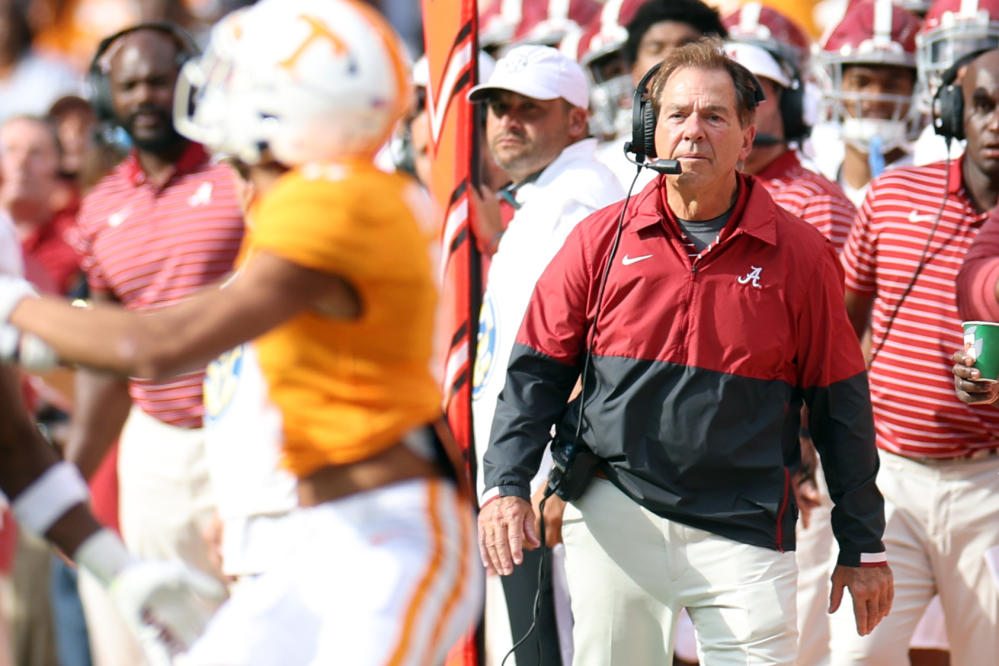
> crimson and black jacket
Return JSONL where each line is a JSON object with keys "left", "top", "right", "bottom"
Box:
{"left": 483, "top": 174, "right": 886, "bottom": 567}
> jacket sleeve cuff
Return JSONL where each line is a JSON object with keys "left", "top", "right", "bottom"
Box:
{"left": 480, "top": 484, "right": 531, "bottom": 506}
{"left": 838, "top": 550, "right": 888, "bottom": 568}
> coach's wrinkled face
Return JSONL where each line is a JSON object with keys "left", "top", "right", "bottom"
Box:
{"left": 654, "top": 66, "right": 754, "bottom": 193}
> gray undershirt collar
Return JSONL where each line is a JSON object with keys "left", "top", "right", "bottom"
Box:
{"left": 676, "top": 207, "right": 733, "bottom": 252}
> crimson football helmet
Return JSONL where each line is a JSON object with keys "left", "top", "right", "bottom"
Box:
{"left": 815, "top": 0, "right": 923, "bottom": 151}
{"left": 480, "top": 0, "right": 519, "bottom": 53}
{"left": 563, "top": 0, "right": 648, "bottom": 139}
{"left": 917, "top": 0, "right": 999, "bottom": 97}
{"left": 513, "top": 0, "right": 600, "bottom": 47}
{"left": 722, "top": 2, "right": 812, "bottom": 75}
{"left": 897, "top": 0, "right": 933, "bottom": 15}
{"left": 480, "top": 0, "right": 601, "bottom": 55}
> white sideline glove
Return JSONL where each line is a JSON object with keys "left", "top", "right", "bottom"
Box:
{"left": 0, "top": 273, "right": 36, "bottom": 325}
{"left": 0, "top": 324, "right": 58, "bottom": 371}
{"left": 75, "top": 530, "right": 226, "bottom": 666}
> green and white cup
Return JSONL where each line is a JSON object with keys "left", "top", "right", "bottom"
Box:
{"left": 962, "top": 321, "right": 999, "bottom": 381}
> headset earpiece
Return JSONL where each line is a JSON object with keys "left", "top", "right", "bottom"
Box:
{"left": 641, "top": 100, "right": 657, "bottom": 158}
{"left": 934, "top": 58, "right": 967, "bottom": 141}
{"left": 934, "top": 82, "right": 964, "bottom": 141}
{"left": 87, "top": 22, "right": 200, "bottom": 125}
{"left": 750, "top": 74, "right": 766, "bottom": 105}
{"left": 932, "top": 49, "right": 994, "bottom": 142}
{"left": 630, "top": 62, "right": 663, "bottom": 161}
{"left": 778, "top": 69, "right": 809, "bottom": 144}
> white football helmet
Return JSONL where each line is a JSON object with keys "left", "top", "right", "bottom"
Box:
{"left": 174, "top": 0, "right": 412, "bottom": 166}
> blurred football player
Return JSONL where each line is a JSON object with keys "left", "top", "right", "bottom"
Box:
{"left": 0, "top": 1, "right": 482, "bottom": 663}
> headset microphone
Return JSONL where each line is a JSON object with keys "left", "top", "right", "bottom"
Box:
{"left": 623, "top": 142, "right": 682, "bottom": 174}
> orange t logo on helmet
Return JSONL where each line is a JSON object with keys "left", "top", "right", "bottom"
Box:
{"left": 278, "top": 14, "right": 348, "bottom": 72}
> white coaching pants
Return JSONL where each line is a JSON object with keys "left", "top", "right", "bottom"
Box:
{"left": 80, "top": 407, "right": 223, "bottom": 666}
{"left": 562, "top": 478, "right": 798, "bottom": 666}
{"left": 830, "top": 450, "right": 999, "bottom": 666}
{"left": 178, "top": 478, "right": 483, "bottom": 666}
{"left": 118, "top": 406, "right": 221, "bottom": 578}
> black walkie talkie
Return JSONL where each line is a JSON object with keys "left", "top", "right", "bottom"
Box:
{"left": 547, "top": 437, "right": 601, "bottom": 502}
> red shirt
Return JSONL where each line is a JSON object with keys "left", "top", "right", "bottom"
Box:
{"left": 74, "top": 143, "right": 244, "bottom": 428}
{"left": 755, "top": 150, "right": 855, "bottom": 253}
{"left": 20, "top": 202, "right": 82, "bottom": 295}
{"left": 843, "top": 157, "right": 999, "bottom": 458}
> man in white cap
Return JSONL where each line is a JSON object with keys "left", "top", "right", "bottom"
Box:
{"left": 467, "top": 43, "right": 623, "bottom": 666}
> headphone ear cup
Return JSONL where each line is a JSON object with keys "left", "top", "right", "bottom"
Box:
{"left": 934, "top": 84, "right": 964, "bottom": 141}
{"left": 631, "top": 85, "right": 647, "bottom": 158}
{"left": 641, "top": 100, "right": 657, "bottom": 159}
{"left": 630, "top": 63, "right": 662, "bottom": 161}
{"left": 87, "top": 65, "right": 114, "bottom": 125}
{"left": 779, "top": 82, "right": 809, "bottom": 144}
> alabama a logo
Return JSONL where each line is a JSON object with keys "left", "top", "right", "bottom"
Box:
{"left": 737, "top": 266, "right": 763, "bottom": 288}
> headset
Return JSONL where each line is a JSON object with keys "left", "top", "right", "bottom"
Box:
{"left": 932, "top": 49, "right": 992, "bottom": 142}
{"left": 87, "top": 22, "right": 200, "bottom": 125}
{"left": 628, "top": 63, "right": 663, "bottom": 162}
{"left": 773, "top": 58, "right": 809, "bottom": 145}
{"left": 627, "top": 60, "right": 766, "bottom": 165}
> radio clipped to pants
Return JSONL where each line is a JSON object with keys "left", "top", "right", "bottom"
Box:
{"left": 546, "top": 439, "right": 602, "bottom": 502}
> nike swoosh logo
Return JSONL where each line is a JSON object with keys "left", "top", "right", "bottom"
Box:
{"left": 108, "top": 210, "right": 129, "bottom": 228}
{"left": 908, "top": 211, "right": 935, "bottom": 225}
{"left": 622, "top": 254, "right": 653, "bottom": 266}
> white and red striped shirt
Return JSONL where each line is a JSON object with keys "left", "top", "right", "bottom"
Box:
{"left": 842, "top": 157, "right": 999, "bottom": 458}
{"left": 756, "top": 150, "right": 855, "bottom": 253}
{"left": 74, "top": 143, "right": 244, "bottom": 428}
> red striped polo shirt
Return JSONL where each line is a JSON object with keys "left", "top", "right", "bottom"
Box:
{"left": 842, "top": 156, "right": 999, "bottom": 458}
{"left": 755, "top": 150, "right": 855, "bottom": 253}
{"left": 73, "top": 143, "right": 244, "bottom": 428}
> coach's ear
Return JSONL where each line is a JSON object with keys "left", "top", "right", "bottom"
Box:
{"left": 567, "top": 105, "right": 589, "bottom": 142}
{"left": 738, "top": 123, "right": 756, "bottom": 162}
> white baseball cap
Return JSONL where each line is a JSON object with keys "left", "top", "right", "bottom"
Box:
{"left": 468, "top": 44, "right": 589, "bottom": 109}
{"left": 724, "top": 41, "right": 791, "bottom": 89}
